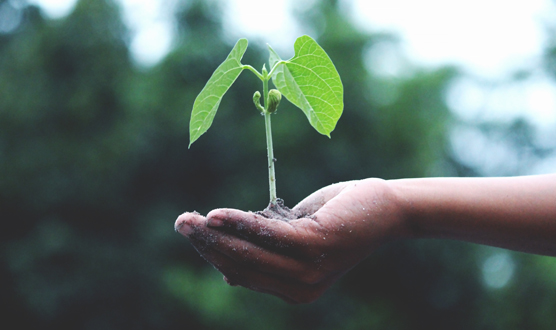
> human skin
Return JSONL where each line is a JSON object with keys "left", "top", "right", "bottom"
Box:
{"left": 174, "top": 174, "right": 556, "bottom": 304}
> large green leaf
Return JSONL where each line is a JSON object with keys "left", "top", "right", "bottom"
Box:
{"left": 269, "top": 35, "right": 343, "bottom": 137}
{"left": 189, "top": 39, "right": 248, "bottom": 147}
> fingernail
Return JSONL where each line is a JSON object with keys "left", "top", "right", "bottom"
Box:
{"left": 175, "top": 221, "right": 193, "bottom": 236}
{"left": 207, "top": 217, "right": 224, "bottom": 227}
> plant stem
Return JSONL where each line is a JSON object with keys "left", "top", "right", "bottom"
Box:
{"left": 242, "top": 65, "right": 264, "bottom": 80}
{"left": 264, "top": 112, "right": 277, "bottom": 205}
{"left": 263, "top": 73, "right": 277, "bottom": 206}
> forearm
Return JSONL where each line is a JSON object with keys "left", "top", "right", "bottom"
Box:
{"left": 389, "top": 175, "right": 556, "bottom": 256}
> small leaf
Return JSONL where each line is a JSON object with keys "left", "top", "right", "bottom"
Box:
{"left": 189, "top": 38, "right": 248, "bottom": 147}
{"left": 269, "top": 36, "right": 343, "bottom": 137}
{"left": 267, "top": 89, "right": 282, "bottom": 113}
{"left": 252, "top": 91, "right": 264, "bottom": 112}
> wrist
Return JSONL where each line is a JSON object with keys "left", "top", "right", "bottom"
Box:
{"left": 385, "top": 179, "right": 423, "bottom": 240}
{"left": 357, "top": 178, "right": 414, "bottom": 242}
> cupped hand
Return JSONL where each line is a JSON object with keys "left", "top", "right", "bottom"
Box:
{"left": 174, "top": 178, "right": 407, "bottom": 304}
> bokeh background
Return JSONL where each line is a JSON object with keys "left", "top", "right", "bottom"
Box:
{"left": 2, "top": 0, "right": 556, "bottom": 328}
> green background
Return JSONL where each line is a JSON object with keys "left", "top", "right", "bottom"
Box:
{"left": 1, "top": 0, "right": 555, "bottom": 329}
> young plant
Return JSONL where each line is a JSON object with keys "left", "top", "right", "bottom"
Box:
{"left": 189, "top": 35, "right": 343, "bottom": 208}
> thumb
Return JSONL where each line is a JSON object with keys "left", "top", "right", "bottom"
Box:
{"left": 292, "top": 181, "right": 353, "bottom": 216}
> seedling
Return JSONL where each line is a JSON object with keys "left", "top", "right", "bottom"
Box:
{"left": 189, "top": 35, "right": 343, "bottom": 208}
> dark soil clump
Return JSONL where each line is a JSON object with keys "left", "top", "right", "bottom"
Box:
{"left": 256, "top": 198, "right": 307, "bottom": 221}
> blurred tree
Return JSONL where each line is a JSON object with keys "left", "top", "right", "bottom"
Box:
{"left": 0, "top": 0, "right": 188, "bottom": 328}
{"left": 0, "top": 0, "right": 133, "bottom": 222}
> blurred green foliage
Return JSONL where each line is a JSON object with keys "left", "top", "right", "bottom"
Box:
{"left": 1, "top": 0, "right": 555, "bottom": 329}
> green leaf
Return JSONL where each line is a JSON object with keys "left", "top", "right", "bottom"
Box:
{"left": 189, "top": 38, "right": 248, "bottom": 147}
{"left": 268, "top": 35, "right": 343, "bottom": 137}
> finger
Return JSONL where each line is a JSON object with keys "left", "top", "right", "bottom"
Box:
{"left": 200, "top": 246, "right": 331, "bottom": 304}
{"left": 228, "top": 269, "right": 327, "bottom": 305}
{"left": 175, "top": 212, "right": 230, "bottom": 255}
{"left": 215, "top": 232, "right": 329, "bottom": 283}
{"left": 225, "top": 261, "right": 341, "bottom": 304}
{"left": 223, "top": 276, "right": 298, "bottom": 304}
{"left": 175, "top": 211, "right": 206, "bottom": 237}
{"left": 206, "top": 208, "right": 320, "bottom": 249}
{"left": 185, "top": 220, "right": 326, "bottom": 282}
{"left": 292, "top": 181, "right": 353, "bottom": 216}
{"left": 203, "top": 250, "right": 305, "bottom": 303}
{"left": 176, "top": 211, "right": 324, "bottom": 279}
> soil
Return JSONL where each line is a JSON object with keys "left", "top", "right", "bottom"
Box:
{"left": 256, "top": 198, "right": 312, "bottom": 221}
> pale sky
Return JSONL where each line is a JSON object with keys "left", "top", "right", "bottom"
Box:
{"left": 26, "top": 0, "right": 556, "bottom": 130}
{"left": 27, "top": 0, "right": 555, "bottom": 72}
{"left": 349, "top": 0, "right": 554, "bottom": 76}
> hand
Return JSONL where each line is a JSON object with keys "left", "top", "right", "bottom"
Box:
{"left": 174, "top": 178, "right": 408, "bottom": 304}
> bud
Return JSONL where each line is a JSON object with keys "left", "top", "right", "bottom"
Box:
{"left": 253, "top": 91, "right": 264, "bottom": 112}
{"left": 267, "top": 89, "right": 282, "bottom": 113}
